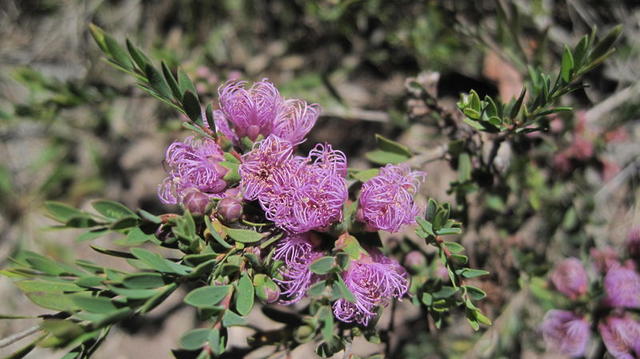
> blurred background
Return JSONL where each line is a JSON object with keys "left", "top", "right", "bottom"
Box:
{"left": 1, "top": 0, "right": 639, "bottom": 358}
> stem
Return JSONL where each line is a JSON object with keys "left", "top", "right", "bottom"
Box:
{"left": 0, "top": 325, "right": 42, "bottom": 348}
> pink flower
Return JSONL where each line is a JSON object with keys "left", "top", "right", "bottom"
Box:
{"left": 158, "top": 136, "right": 227, "bottom": 205}
{"left": 273, "top": 233, "right": 324, "bottom": 304}
{"left": 214, "top": 79, "right": 319, "bottom": 145}
{"left": 604, "top": 266, "right": 640, "bottom": 308}
{"left": 239, "top": 135, "right": 294, "bottom": 201}
{"left": 541, "top": 310, "right": 590, "bottom": 357}
{"left": 549, "top": 258, "right": 589, "bottom": 300}
{"left": 332, "top": 249, "right": 408, "bottom": 326}
{"left": 357, "top": 164, "right": 425, "bottom": 233}
{"left": 598, "top": 314, "right": 640, "bottom": 359}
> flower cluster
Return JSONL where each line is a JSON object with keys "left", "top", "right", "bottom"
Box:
{"left": 542, "top": 231, "right": 640, "bottom": 358}
{"left": 157, "top": 79, "right": 426, "bottom": 326}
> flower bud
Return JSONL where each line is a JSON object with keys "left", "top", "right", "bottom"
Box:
{"left": 182, "top": 188, "right": 211, "bottom": 215}
{"left": 217, "top": 197, "right": 243, "bottom": 222}
{"left": 550, "top": 258, "right": 588, "bottom": 300}
{"left": 253, "top": 274, "right": 280, "bottom": 304}
{"left": 405, "top": 250, "right": 425, "bottom": 268}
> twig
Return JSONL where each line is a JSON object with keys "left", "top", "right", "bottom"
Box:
{"left": 0, "top": 325, "right": 42, "bottom": 348}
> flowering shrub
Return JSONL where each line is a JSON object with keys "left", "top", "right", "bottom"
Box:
{"left": 0, "top": 17, "right": 626, "bottom": 359}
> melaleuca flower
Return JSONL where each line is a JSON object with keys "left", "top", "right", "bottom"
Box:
{"left": 604, "top": 266, "right": 640, "bottom": 308}
{"left": 598, "top": 314, "right": 640, "bottom": 359}
{"left": 214, "top": 79, "right": 319, "bottom": 144}
{"left": 273, "top": 233, "right": 324, "bottom": 304}
{"left": 158, "top": 136, "right": 227, "bottom": 205}
{"left": 357, "top": 164, "right": 425, "bottom": 233}
{"left": 332, "top": 249, "right": 409, "bottom": 326}
{"left": 239, "top": 135, "right": 294, "bottom": 201}
{"left": 590, "top": 247, "right": 620, "bottom": 274}
{"left": 258, "top": 143, "right": 348, "bottom": 233}
{"left": 541, "top": 310, "right": 590, "bottom": 357}
{"left": 550, "top": 258, "right": 589, "bottom": 300}
{"left": 627, "top": 226, "right": 640, "bottom": 259}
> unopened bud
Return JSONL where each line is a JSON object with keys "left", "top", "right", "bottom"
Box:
{"left": 253, "top": 274, "right": 280, "bottom": 304}
{"left": 182, "top": 188, "right": 210, "bottom": 215}
{"left": 217, "top": 197, "right": 243, "bottom": 222}
{"left": 405, "top": 251, "right": 425, "bottom": 268}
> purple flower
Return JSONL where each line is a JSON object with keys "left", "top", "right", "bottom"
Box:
{"left": 273, "top": 233, "right": 324, "bottom": 304}
{"left": 158, "top": 136, "right": 227, "bottom": 205}
{"left": 599, "top": 314, "right": 640, "bottom": 359}
{"left": 550, "top": 258, "right": 589, "bottom": 300}
{"left": 239, "top": 135, "right": 294, "bottom": 201}
{"left": 332, "top": 249, "right": 409, "bottom": 326}
{"left": 214, "top": 79, "right": 319, "bottom": 144}
{"left": 604, "top": 266, "right": 640, "bottom": 308}
{"left": 540, "top": 310, "right": 590, "bottom": 357}
{"left": 357, "top": 164, "right": 425, "bottom": 233}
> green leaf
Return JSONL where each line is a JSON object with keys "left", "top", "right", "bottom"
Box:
{"left": 108, "top": 286, "right": 159, "bottom": 299}
{"left": 350, "top": 168, "right": 379, "bottom": 182}
{"left": 310, "top": 256, "right": 336, "bottom": 275}
{"left": 145, "top": 64, "right": 172, "bottom": 99}
{"left": 224, "top": 226, "right": 264, "bottom": 243}
{"left": 161, "top": 62, "right": 182, "bottom": 99}
{"left": 182, "top": 90, "right": 202, "bottom": 124}
{"left": 443, "top": 241, "right": 465, "bottom": 253}
{"left": 222, "top": 310, "right": 246, "bottom": 327}
{"left": 458, "top": 268, "right": 490, "bottom": 278}
{"left": 41, "top": 319, "right": 84, "bottom": 341}
{"left": 334, "top": 275, "right": 356, "bottom": 303}
{"left": 374, "top": 134, "right": 412, "bottom": 157}
{"left": 589, "top": 25, "right": 622, "bottom": 63}
{"left": 125, "top": 39, "right": 150, "bottom": 70}
{"left": 24, "top": 291, "right": 77, "bottom": 311}
{"left": 560, "top": 45, "right": 574, "bottom": 83}
{"left": 433, "top": 286, "right": 458, "bottom": 299}
{"left": 177, "top": 68, "right": 198, "bottom": 96}
{"left": 184, "top": 285, "right": 230, "bottom": 308}
{"left": 122, "top": 273, "right": 165, "bottom": 289}
{"left": 510, "top": 88, "right": 526, "bottom": 119}
{"left": 104, "top": 34, "right": 133, "bottom": 70}
{"left": 457, "top": 153, "right": 471, "bottom": 182}
{"left": 180, "top": 328, "right": 212, "bottom": 351}
{"left": 88, "top": 24, "right": 108, "bottom": 52}
{"left": 16, "top": 280, "right": 83, "bottom": 293}
{"left": 76, "top": 228, "right": 109, "bottom": 242}
{"left": 71, "top": 295, "right": 118, "bottom": 313}
{"left": 92, "top": 200, "right": 137, "bottom": 220}
{"left": 436, "top": 227, "right": 462, "bottom": 236}
{"left": 118, "top": 227, "right": 153, "bottom": 246}
{"left": 365, "top": 150, "right": 409, "bottom": 165}
{"left": 74, "top": 276, "right": 104, "bottom": 288}
{"left": 464, "top": 285, "right": 487, "bottom": 300}
{"left": 44, "top": 201, "right": 86, "bottom": 223}
{"left": 130, "top": 248, "right": 190, "bottom": 275}
{"left": 221, "top": 161, "right": 240, "bottom": 183}
{"left": 109, "top": 216, "right": 139, "bottom": 230}
{"left": 138, "top": 209, "right": 162, "bottom": 224}
{"left": 235, "top": 274, "right": 255, "bottom": 316}
{"left": 205, "top": 103, "right": 216, "bottom": 132}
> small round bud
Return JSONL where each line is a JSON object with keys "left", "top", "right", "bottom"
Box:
{"left": 550, "top": 258, "right": 588, "bottom": 300}
{"left": 405, "top": 250, "right": 425, "bottom": 268}
{"left": 217, "top": 197, "right": 243, "bottom": 222}
{"left": 182, "top": 188, "right": 211, "bottom": 215}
